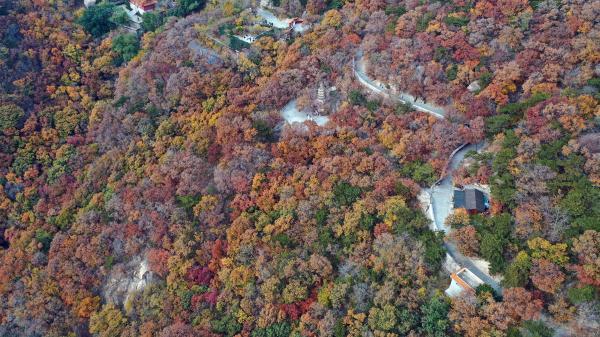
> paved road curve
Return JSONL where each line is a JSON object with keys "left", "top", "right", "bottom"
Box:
{"left": 353, "top": 51, "right": 446, "bottom": 119}
{"left": 431, "top": 144, "right": 502, "bottom": 293}
{"left": 353, "top": 51, "right": 503, "bottom": 293}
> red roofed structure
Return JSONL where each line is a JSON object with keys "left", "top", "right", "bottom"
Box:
{"left": 130, "top": 0, "right": 157, "bottom": 13}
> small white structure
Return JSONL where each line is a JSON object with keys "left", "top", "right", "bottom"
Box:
{"left": 234, "top": 34, "right": 257, "bottom": 44}
{"left": 467, "top": 80, "right": 481, "bottom": 93}
{"left": 118, "top": 5, "right": 143, "bottom": 31}
{"left": 84, "top": 0, "right": 96, "bottom": 7}
{"left": 445, "top": 267, "right": 484, "bottom": 297}
{"left": 290, "top": 19, "right": 309, "bottom": 33}
{"left": 316, "top": 82, "right": 325, "bottom": 104}
{"left": 316, "top": 82, "right": 326, "bottom": 113}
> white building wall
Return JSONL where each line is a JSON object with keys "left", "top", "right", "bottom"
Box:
{"left": 445, "top": 279, "right": 466, "bottom": 297}
{"left": 130, "top": 3, "right": 147, "bottom": 15}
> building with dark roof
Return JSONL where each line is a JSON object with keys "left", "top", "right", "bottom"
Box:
{"left": 453, "top": 188, "right": 486, "bottom": 213}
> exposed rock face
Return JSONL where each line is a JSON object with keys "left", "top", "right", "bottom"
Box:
{"left": 467, "top": 80, "right": 481, "bottom": 93}
{"left": 103, "top": 255, "right": 154, "bottom": 306}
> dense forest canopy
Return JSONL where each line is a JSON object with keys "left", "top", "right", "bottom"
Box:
{"left": 0, "top": 0, "right": 598, "bottom": 336}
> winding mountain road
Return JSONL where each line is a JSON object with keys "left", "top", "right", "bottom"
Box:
{"left": 431, "top": 144, "right": 502, "bottom": 293}
{"left": 353, "top": 51, "right": 502, "bottom": 293}
{"left": 353, "top": 51, "right": 446, "bottom": 118}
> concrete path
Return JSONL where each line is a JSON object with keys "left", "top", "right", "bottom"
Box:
{"left": 353, "top": 51, "right": 446, "bottom": 119}
{"left": 257, "top": 7, "right": 290, "bottom": 29}
{"left": 353, "top": 51, "right": 502, "bottom": 293}
{"left": 429, "top": 144, "right": 502, "bottom": 293}
{"left": 280, "top": 99, "right": 329, "bottom": 126}
{"left": 257, "top": 7, "right": 309, "bottom": 33}
{"left": 430, "top": 144, "right": 477, "bottom": 233}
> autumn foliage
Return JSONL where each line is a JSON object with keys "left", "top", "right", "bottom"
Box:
{"left": 0, "top": 0, "right": 599, "bottom": 336}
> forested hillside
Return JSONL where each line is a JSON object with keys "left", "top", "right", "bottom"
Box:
{"left": 0, "top": 0, "right": 598, "bottom": 336}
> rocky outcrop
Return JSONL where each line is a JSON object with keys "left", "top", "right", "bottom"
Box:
{"left": 103, "top": 255, "right": 154, "bottom": 306}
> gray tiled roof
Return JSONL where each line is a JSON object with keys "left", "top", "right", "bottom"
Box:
{"left": 453, "top": 188, "right": 485, "bottom": 212}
